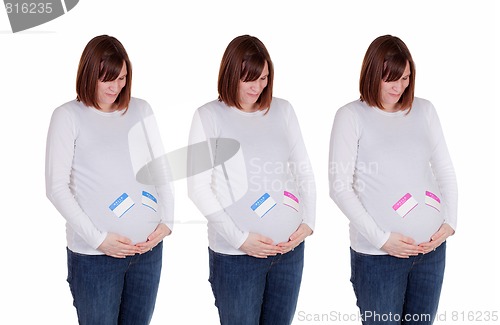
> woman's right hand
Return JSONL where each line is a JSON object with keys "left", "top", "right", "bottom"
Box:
{"left": 239, "top": 233, "right": 283, "bottom": 258}
{"left": 97, "top": 233, "right": 142, "bottom": 258}
{"left": 381, "top": 233, "right": 424, "bottom": 258}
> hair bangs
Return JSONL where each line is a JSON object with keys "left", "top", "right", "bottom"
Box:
{"left": 99, "top": 55, "right": 124, "bottom": 82}
{"left": 383, "top": 54, "right": 407, "bottom": 82}
{"left": 241, "top": 55, "right": 266, "bottom": 82}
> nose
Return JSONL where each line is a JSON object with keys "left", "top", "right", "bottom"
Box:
{"left": 251, "top": 80, "right": 266, "bottom": 92}
{"left": 392, "top": 80, "right": 404, "bottom": 92}
{"left": 250, "top": 80, "right": 259, "bottom": 91}
{"left": 109, "top": 80, "right": 120, "bottom": 92}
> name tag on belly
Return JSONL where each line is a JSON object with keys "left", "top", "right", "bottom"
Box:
{"left": 109, "top": 193, "right": 135, "bottom": 218}
{"left": 251, "top": 193, "right": 276, "bottom": 218}
{"left": 142, "top": 191, "right": 158, "bottom": 212}
{"left": 283, "top": 191, "right": 299, "bottom": 212}
{"left": 425, "top": 191, "right": 441, "bottom": 212}
{"left": 392, "top": 193, "right": 418, "bottom": 218}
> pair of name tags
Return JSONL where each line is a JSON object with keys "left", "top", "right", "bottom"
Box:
{"left": 109, "top": 191, "right": 158, "bottom": 218}
{"left": 392, "top": 191, "right": 441, "bottom": 218}
{"left": 251, "top": 191, "right": 299, "bottom": 218}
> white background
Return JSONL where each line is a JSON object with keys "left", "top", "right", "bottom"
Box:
{"left": 1, "top": 0, "right": 498, "bottom": 324}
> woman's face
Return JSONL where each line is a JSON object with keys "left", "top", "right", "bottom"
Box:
{"left": 237, "top": 61, "right": 269, "bottom": 112}
{"left": 379, "top": 60, "right": 410, "bottom": 111}
{"left": 96, "top": 61, "right": 127, "bottom": 112}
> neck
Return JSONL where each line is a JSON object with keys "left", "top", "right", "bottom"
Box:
{"left": 240, "top": 103, "right": 259, "bottom": 112}
{"left": 100, "top": 104, "right": 117, "bottom": 112}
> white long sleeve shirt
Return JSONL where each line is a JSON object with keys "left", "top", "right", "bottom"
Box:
{"left": 329, "top": 98, "right": 457, "bottom": 255}
{"left": 46, "top": 98, "right": 174, "bottom": 255}
{"left": 188, "top": 98, "right": 316, "bottom": 255}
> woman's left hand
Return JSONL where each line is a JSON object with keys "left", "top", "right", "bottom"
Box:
{"left": 277, "top": 224, "right": 313, "bottom": 253}
{"left": 135, "top": 223, "right": 172, "bottom": 254}
{"left": 419, "top": 223, "right": 454, "bottom": 254}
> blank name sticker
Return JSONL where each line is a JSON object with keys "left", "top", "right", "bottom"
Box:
{"left": 392, "top": 193, "right": 418, "bottom": 218}
{"left": 142, "top": 191, "right": 158, "bottom": 212}
{"left": 425, "top": 191, "right": 441, "bottom": 212}
{"left": 109, "top": 193, "right": 135, "bottom": 218}
{"left": 251, "top": 193, "right": 276, "bottom": 218}
{"left": 283, "top": 191, "right": 299, "bottom": 212}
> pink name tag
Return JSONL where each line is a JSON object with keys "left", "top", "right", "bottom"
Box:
{"left": 425, "top": 191, "right": 441, "bottom": 212}
{"left": 392, "top": 193, "right": 418, "bottom": 218}
{"left": 283, "top": 191, "right": 299, "bottom": 212}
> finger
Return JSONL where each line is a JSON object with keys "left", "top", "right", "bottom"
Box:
{"left": 149, "top": 229, "right": 165, "bottom": 241}
{"left": 259, "top": 241, "right": 281, "bottom": 250}
{"left": 290, "top": 235, "right": 305, "bottom": 245}
{"left": 259, "top": 236, "right": 274, "bottom": 245}
{"left": 402, "top": 248, "right": 419, "bottom": 257}
{"left": 430, "top": 232, "right": 443, "bottom": 242}
{"left": 266, "top": 247, "right": 283, "bottom": 255}
{"left": 403, "top": 241, "right": 424, "bottom": 250}
{"left": 277, "top": 242, "right": 293, "bottom": 249}
{"left": 289, "top": 230, "right": 302, "bottom": 241}
{"left": 108, "top": 251, "right": 127, "bottom": 258}
{"left": 401, "top": 236, "right": 415, "bottom": 245}
{"left": 418, "top": 241, "right": 432, "bottom": 248}
{"left": 250, "top": 252, "right": 268, "bottom": 258}
{"left": 117, "top": 237, "right": 133, "bottom": 245}
{"left": 256, "top": 246, "right": 281, "bottom": 256}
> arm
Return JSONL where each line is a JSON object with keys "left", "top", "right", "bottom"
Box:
{"left": 134, "top": 103, "right": 174, "bottom": 252}
{"left": 277, "top": 103, "right": 316, "bottom": 251}
{"left": 328, "top": 106, "right": 390, "bottom": 249}
{"left": 187, "top": 108, "right": 249, "bottom": 250}
{"left": 45, "top": 105, "right": 108, "bottom": 249}
{"left": 419, "top": 102, "right": 458, "bottom": 252}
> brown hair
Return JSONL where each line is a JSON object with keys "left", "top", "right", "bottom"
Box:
{"left": 76, "top": 35, "right": 132, "bottom": 112}
{"left": 217, "top": 35, "right": 274, "bottom": 112}
{"left": 359, "top": 35, "right": 415, "bottom": 112}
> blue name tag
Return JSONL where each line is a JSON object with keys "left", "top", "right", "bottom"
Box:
{"left": 251, "top": 193, "right": 276, "bottom": 218}
{"left": 109, "top": 193, "right": 135, "bottom": 218}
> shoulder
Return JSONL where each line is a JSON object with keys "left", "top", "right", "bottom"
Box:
{"left": 411, "top": 97, "right": 438, "bottom": 119}
{"left": 51, "top": 99, "right": 84, "bottom": 120}
{"left": 197, "top": 99, "right": 225, "bottom": 112}
{"left": 129, "top": 97, "right": 153, "bottom": 115}
{"left": 194, "top": 99, "right": 226, "bottom": 120}
{"left": 271, "top": 97, "right": 292, "bottom": 110}
{"left": 335, "top": 99, "right": 367, "bottom": 120}
{"left": 269, "top": 97, "right": 294, "bottom": 117}
{"left": 53, "top": 98, "right": 82, "bottom": 111}
{"left": 48, "top": 100, "right": 86, "bottom": 134}
{"left": 271, "top": 97, "right": 292, "bottom": 108}
{"left": 412, "top": 97, "right": 434, "bottom": 110}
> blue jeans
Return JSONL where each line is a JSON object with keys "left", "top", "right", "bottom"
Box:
{"left": 209, "top": 242, "right": 305, "bottom": 325}
{"left": 66, "top": 242, "right": 163, "bottom": 325}
{"left": 350, "top": 242, "right": 446, "bottom": 325}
